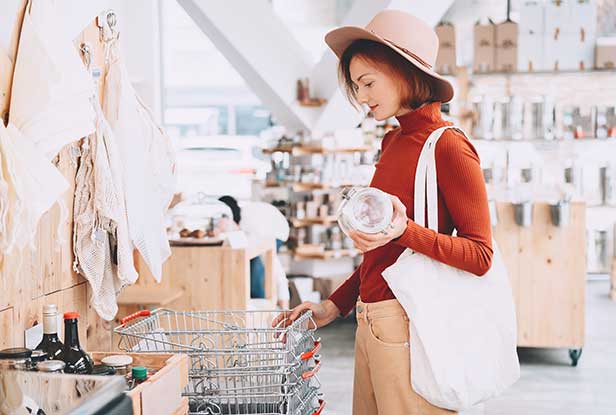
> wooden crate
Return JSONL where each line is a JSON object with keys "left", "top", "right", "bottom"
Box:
{"left": 91, "top": 352, "right": 189, "bottom": 415}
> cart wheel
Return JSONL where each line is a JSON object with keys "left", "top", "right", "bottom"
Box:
{"left": 568, "top": 348, "right": 583, "bottom": 367}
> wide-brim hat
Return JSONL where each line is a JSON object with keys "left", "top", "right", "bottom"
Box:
{"left": 325, "top": 9, "right": 454, "bottom": 103}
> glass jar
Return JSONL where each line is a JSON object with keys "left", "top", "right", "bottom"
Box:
{"left": 101, "top": 354, "right": 134, "bottom": 376}
{"left": 0, "top": 347, "right": 33, "bottom": 371}
{"left": 337, "top": 187, "right": 393, "bottom": 236}
{"left": 37, "top": 360, "right": 66, "bottom": 373}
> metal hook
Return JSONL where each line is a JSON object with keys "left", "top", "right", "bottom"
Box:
{"left": 80, "top": 42, "right": 92, "bottom": 68}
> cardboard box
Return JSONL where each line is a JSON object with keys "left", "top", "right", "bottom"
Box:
{"left": 435, "top": 23, "right": 457, "bottom": 74}
{"left": 474, "top": 21, "right": 496, "bottom": 73}
{"left": 595, "top": 37, "right": 616, "bottom": 69}
{"left": 495, "top": 20, "right": 518, "bottom": 72}
{"left": 519, "top": 0, "right": 545, "bottom": 36}
{"left": 544, "top": 0, "right": 571, "bottom": 40}
{"left": 518, "top": 33, "right": 545, "bottom": 72}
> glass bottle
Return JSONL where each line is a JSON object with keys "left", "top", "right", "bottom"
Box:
{"left": 61, "top": 312, "right": 93, "bottom": 374}
{"left": 35, "top": 304, "right": 64, "bottom": 361}
{"left": 128, "top": 366, "right": 148, "bottom": 389}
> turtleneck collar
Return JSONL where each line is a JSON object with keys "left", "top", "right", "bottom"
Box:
{"left": 395, "top": 102, "right": 443, "bottom": 134}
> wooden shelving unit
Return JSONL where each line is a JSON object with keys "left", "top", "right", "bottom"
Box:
{"left": 263, "top": 146, "right": 372, "bottom": 156}
{"left": 293, "top": 248, "right": 359, "bottom": 260}
{"left": 291, "top": 216, "right": 338, "bottom": 227}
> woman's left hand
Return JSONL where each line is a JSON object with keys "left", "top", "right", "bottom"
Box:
{"left": 348, "top": 194, "right": 409, "bottom": 253}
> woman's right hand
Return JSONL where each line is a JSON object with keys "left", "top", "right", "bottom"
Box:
{"left": 272, "top": 299, "right": 340, "bottom": 329}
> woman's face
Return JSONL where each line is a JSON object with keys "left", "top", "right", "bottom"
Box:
{"left": 349, "top": 56, "right": 410, "bottom": 121}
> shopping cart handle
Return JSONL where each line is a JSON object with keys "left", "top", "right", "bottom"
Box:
{"left": 300, "top": 340, "right": 321, "bottom": 361}
{"left": 311, "top": 399, "right": 325, "bottom": 415}
{"left": 301, "top": 360, "right": 321, "bottom": 380}
{"left": 120, "top": 310, "right": 151, "bottom": 326}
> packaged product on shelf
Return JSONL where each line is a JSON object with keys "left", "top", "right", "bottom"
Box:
{"left": 561, "top": 105, "right": 596, "bottom": 139}
{"left": 600, "top": 164, "right": 616, "bottom": 206}
{"left": 596, "top": 106, "right": 616, "bottom": 138}
{"left": 495, "top": 19, "right": 518, "bottom": 72}
{"left": 337, "top": 187, "right": 393, "bottom": 236}
{"left": 519, "top": 0, "right": 545, "bottom": 36}
{"left": 595, "top": 37, "right": 616, "bottom": 69}
{"left": 472, "top": 95, "right": 495, "bottom": 140}
{"left": 524, "top": 96, "right": 555, "bottom": 140}
{"left": 518, "top": 33, "right": 545, "bottom": 72}
{"left": 435, "top": 22, "right": 457, "bottom": 74}
{"left": 473, "top": 19, "right": 496, "bottom": 72}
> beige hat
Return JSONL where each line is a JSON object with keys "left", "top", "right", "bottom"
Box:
{"left": 325, "top": 9, "right": 454, "bottom": 103}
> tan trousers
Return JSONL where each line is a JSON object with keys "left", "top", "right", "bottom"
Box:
{"left": 353, "top": 299, "right": 457, "bottom": 415}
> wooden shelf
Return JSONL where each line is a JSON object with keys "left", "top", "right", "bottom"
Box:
{"left": 263, "top": 146, "right": 372, "bottom": 155}
{"left": 293, "top": 248, "right": 359, "bottom": 260}
{"left": 291, "top": 216, "right": 338, "bottom": 227}
{"left": 470, "top": 69, "right": 616, "bottom": 78}
{"left": 117, "top": 286, "right": 185, "bottom": 307}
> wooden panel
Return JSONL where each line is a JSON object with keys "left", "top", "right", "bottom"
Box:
{"left": 493, "top": 202, "right": 586, "bottom": 349}
{"left": 0, "top": 307, "right": 14, "bottom": 348}
{"left": 86, "top": 284, "right": 113, "bottom": 352}
{"left": 91, "top": 352, "right": 189, "bottom": 415}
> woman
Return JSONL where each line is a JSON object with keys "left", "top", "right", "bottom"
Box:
{"left": 217, "top": 196, "right": 290, "bottom": 309}
{"left": 274, "top": 10, "right": 493, "bottom": 415}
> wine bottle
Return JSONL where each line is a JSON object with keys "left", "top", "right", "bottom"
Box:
{"left": 35, "top": 304, "right": 64, "bottom": 361}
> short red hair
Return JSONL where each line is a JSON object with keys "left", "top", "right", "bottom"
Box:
{"left": 338, "top": 39, "right": 438, "bottom": 110}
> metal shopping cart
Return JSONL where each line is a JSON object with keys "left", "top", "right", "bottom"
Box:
{"left": 114, "top": 309, "right": 325, "bottom": 415}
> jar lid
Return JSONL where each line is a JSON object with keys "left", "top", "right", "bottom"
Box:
{"left": 31, "top": 350, "right": 48, "bottom": 362}
{"left": 102, "top": 354, "right": 133, "bottom": 367}
{"left": 0, "top": 348, "right": 32, "bottom": 360}
{"left": 37, "top": 360, "right": 66, "bottom": 372}
{"left": 132, "top": 366, "right": 147, "bottom": 380}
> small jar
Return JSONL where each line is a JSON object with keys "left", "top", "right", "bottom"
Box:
{"left": 37, "top": 360, "right": 66, "bottom": 373}
{"left": 0, "top": 348, "right": 33, "bottom": 371}
{"left": 101, "top": 354, "right": 134, "bottom": 376}
{"left": 337, "top": 187, "right": 393, "bottom": 237}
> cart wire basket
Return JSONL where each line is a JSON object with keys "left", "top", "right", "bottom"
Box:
{"left": 114, "top": 309, "right": 325, "bottom": 415}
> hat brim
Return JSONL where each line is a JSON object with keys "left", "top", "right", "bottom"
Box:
{"left": 325, "top": 26, "right": 454, "bottom": 103}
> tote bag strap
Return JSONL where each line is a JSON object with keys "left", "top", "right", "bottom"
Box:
{"left": 414, "top": 126, "right": 472, "bottom": 232}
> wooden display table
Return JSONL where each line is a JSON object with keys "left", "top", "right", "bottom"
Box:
{"left": 493, "top": 202, "right": 586, "bottom": 366}
{"left": 118, "top": 240, "right": 277, "bottom": 318}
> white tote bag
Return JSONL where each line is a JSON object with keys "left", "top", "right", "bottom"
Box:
{"left": 382, "top": 126, "right": 520, "bottom": 411}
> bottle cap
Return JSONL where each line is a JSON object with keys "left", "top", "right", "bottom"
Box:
{"left": 63, "top": 311, "right": 80, "bottom": 320}
{"left": 43, "top": 304, "right": 58, "bottom": 315}
{"left": 132, "top": 366, "right": 147, "bottom": 380}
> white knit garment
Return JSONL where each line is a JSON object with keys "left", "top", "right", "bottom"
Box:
{"left": 73, "top": 101, "right": 138, "bottom": 320}
{"left": 103, "top": 45, "right": 176, "bottom": 282}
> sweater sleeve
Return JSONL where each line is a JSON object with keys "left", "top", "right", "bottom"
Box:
{"left": 394, "top": 130, "right": 493, "bottom": 276}
{"left": 328, "top": 264, "right": 361, "bottom": 317}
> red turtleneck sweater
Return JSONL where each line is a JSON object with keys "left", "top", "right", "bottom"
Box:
{"left": 329, "top": 102, "right": 493, "bottom": 317}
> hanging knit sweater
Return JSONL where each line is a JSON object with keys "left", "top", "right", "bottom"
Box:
{"left": 329, "top": 102, "right": 493, "bottom": 316}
